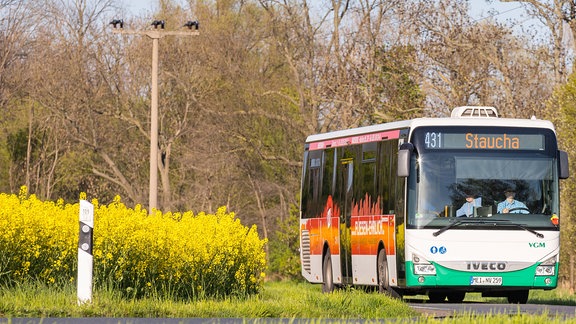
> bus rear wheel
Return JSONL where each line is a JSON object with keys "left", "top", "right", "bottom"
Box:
{"left": 322, "top": 251, "right": 334, "bottom": 293}
{"left": 507, "top": 290, "right": 529, "bottom": 304}
{"left": 377, "top": 249, "right": 390, "bottom": 295}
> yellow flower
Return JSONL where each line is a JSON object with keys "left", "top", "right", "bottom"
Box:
{"left": 0, "top": 191, "right": 267, "bottom": 297}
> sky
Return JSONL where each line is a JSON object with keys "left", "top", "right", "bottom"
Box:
{"left": 122, "top": 0, "right": 158, "bottom": 15}
{"left": 122, "top": 1, "right": 528, "bottom": 18}
{"left": 469, "top": 1, "right": 546, "bottom": 34}
{"left": 120, "top": 0, "right": 524, "bottom": 17}
{"left": 470, "top": 1, "right": 528, "bottom": 21}
{"left": 122, "top": 0, "right": 186, "bottom": 15}
{"left": 120, "top": 0, "right": 543, "bottom": 34}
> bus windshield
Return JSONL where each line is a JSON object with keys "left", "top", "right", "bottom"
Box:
{"left": 407, "top": 127, "right": 560, "bottom": 230}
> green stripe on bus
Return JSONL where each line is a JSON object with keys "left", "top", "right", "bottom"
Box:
{"left": 405, "top": 261, "right": 558, "bottom": 288}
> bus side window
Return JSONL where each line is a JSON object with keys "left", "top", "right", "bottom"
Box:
{"left": 322, "top": 148, "right": 336, "bottom": 205}
{"left": 361, "top": 142, "right": 377, "bottom": 203}
{"left": 302, "top": 150, "right": 323, "bottom": 218}
{"left": 335, "top": 146, "right": 359, "bottom": 220}
{"left": 378, "top": 140, "right": 398, "bottom": 215}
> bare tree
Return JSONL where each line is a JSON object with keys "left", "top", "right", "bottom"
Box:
{"left": 413, "top": 0, "right": 555, "bottom": 118}
{"left": 501, "top": 0, "right": 571, "bottom": 84}
{"left": 0, "top": 1, "right": 39, "bottom": 192}
{"left": 13, "top": 0, "right": 150, "bottom": 203}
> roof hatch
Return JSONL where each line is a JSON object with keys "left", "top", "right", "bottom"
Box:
{"left": 451, "top": 106, "right": 499, "bottom": 118}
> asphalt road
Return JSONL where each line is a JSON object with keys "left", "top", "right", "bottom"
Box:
{"left": 1, "top": 303, "right": 575, "bottom": 323}
{"left": 410, "top": 302, "right": 576, "bottom": 319}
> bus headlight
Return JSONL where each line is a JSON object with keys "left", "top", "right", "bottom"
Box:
{"left": 535, "top": 265, "right": 555, "bottom": 276}
{"left": 535, "top": 255, "right": 556, "bottom": 276}
{"left": 413, "top": 254, "right": 436, "bottom": 275}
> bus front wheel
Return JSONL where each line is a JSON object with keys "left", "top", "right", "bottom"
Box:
{"left": 447, "top": 291, "right": 465, "bottom": 303}
{"left": 322, "top": 251, "right": 334, "bottom": 293}
{"left": 507, "top": 290, "right": 529, "bottom": 304}
{"left": 428, "top": 292, "right": 447, "bottom": 303}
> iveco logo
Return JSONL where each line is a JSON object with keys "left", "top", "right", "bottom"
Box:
{"left": 466, "top": 262, "right": 507, "bottom": 271}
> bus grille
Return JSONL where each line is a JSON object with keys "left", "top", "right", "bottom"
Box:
{"left": 301, "top": 230, "right": 311, "bottom": 273}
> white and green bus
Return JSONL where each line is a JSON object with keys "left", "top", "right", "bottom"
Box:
{"left": 299, "top": 106, "right": 569, "bottom": 303}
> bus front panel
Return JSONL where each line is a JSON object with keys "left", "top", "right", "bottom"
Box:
{"left": 404, "top": 126, "right": 561, "bottom": 293}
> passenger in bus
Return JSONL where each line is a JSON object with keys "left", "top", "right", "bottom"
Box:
{"left": 497, "top": 189, "right": 529, "bottom": 214}
{"left": 456, "top": 192, "right": 482, "bottom": 217}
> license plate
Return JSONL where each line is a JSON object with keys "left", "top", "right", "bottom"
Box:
{"left": 470, "top": 276, "right": 502, "bottom": 286}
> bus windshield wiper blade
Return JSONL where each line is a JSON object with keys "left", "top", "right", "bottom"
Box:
{"left": 432, "top": 219, "right": 496, "bottom": 236}
{"left": 501, "top": 222, "right": 544, "bottom": 238}
{"left": 433, "top": 220, "right": 466, "bottom": 237}
{"left": 432, "top": 219, "right": 544, "bottom": 238}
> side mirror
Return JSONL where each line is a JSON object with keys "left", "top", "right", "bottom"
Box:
{"left": 398, "top": 143, "right": 414, "bottom": 177}
{"left": 559, "top": 150, "right": 569, "bottom": 179}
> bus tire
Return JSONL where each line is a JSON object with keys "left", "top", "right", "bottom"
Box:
{"left": 428, "top": 292, "right": 447, "bottom": 303}
{"left": 377, "top": 249, "right": 390, "bottom": 295}
{"left": 507, "top": 290, "right": 529, "bottom": 304}
{"left": 322, "top": 250, "right": 334, "bottom": 293}
{"left": 447, "top": 291, "right": 466, "bottom": 303}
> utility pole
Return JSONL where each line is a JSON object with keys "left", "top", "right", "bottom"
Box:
{"left": 110, "top": 19, "right": 199, "bottom": 212}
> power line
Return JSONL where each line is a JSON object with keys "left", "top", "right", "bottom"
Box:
{"left": 471, "top": 5, "right": 525, "bottom": 23}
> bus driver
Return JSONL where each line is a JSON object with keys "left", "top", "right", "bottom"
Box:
{"left": 456, "top": 192, "right": 482, "bottom": 217}
{"left": 497, "top": 188, "right": 528, "bottom": 214}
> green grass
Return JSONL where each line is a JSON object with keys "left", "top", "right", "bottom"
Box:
{"left": 528, "top": 289, "right": 576, "bottom": 306}
{"left": 1, "top": 281, "right": 576, "bottom": 322}
{"left": 0, "top": 281, "right": 415, "bottom": 319}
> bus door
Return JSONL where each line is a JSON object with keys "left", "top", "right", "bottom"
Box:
{"left": 340, "top": 158, "right": 354, "bottom": 284}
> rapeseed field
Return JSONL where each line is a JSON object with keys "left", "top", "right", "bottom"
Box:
{"left": 0, "top": 186, "right": 267, "bottom": 299}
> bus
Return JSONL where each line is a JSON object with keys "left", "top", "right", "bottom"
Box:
{"left": 299, "top": 106, "right": 569, "bottom": 304}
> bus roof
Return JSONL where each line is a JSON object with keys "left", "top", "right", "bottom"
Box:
{"left": 305, "top": 116, "right": 556, "bottom": 144}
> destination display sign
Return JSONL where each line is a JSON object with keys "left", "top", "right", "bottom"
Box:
{"left": 422, "top": 132, "right": 545, "bottom": 150}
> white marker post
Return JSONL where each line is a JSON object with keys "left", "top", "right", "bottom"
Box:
{"left": 77, "top": 200, "right": 94, "bottom": 305}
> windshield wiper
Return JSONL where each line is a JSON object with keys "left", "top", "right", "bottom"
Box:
{"left": 432, "top": 219, "right": 544, "bottom": 238}
{"left": 433, "top": 220, "right": 468, "bottom": 237}
{"left": 500, "top": 222, "right": 544, "bottom": 238}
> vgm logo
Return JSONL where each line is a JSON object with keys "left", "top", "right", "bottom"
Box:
{"left": 529, "top": 242, "right": 546, "bottom": 248}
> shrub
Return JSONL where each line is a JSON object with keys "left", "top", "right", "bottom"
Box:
{"left": 0, "top": 187, "right": 267, "bottom": 299}
{"left": 268, "top": 204, "right": 302, "bottom": 281}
